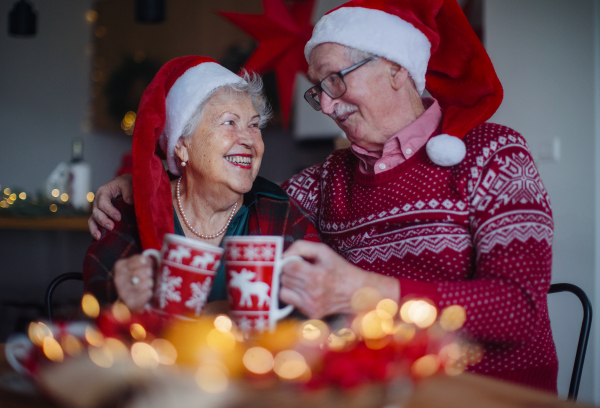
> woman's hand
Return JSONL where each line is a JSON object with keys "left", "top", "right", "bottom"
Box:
{"left": 114, "top": 254, "right": 154, "bottom": 313}
{"left": 279, "top": 240, "right": 400, "bottom": 319}
{"left": 88, "top": 175, "right": 134, "bottom": 240}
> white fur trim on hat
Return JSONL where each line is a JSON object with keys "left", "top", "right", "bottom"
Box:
{"left": 159, "top": 62, "right": 245, "bottom": 175}
{"left": 304, "top": 7, "right": 431, "bottom": 95}
{"left": 426, "top": 134, "right": 466, "bottom": 167}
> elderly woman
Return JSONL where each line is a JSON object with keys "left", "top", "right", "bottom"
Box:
{"left": 84, "top": 56, "right": 319, "bottom": 313}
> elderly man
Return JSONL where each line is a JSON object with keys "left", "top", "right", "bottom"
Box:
{"left": 89, "top": 0, "right": 557, "bottom": 393}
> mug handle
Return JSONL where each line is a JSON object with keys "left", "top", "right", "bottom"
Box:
{"left": 271, "top": 255, "right": 304, "bottom": 321}
{"left": 5, "top": 334, "right": 33, "bottom": 375}
{"left": 142, "top": 248, "right": 161, "bottom": 265}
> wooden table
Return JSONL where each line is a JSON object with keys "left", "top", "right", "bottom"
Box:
{"left": 0, "top": 343, "right": 593, "bottom": 408}
{"left": 0, "top": 216, "right": 90, "bottom": 231}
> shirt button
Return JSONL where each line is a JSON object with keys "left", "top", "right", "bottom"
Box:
{"left": 406, "top": 148, "right": 412, "bottom": 155}
{"left": 378, "top": 163, "right": 386, "bottom": 170}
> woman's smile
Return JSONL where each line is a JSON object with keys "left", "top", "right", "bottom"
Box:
{"left": 224, "top": 154, "right": 252, "bottom": 169}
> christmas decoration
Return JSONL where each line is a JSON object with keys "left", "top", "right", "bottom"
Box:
{"left": 218, "top": 0, "right": 316, "bottom": 127}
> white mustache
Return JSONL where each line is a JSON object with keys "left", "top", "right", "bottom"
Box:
{"left": 327, "top": 103, "right": 358, "bottom": 120}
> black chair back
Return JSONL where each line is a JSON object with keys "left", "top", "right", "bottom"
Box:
{"left": 549, "top": 283, "right": 592, "bottom": 401}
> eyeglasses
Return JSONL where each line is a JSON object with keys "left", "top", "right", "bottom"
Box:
{"left": 304, "top": 56, "right": 377, "bottom": 111}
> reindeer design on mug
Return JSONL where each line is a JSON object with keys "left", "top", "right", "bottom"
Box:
{"left": 190, "top": 253, "right": 219, "bottom": 271}
{"left": 167, "top": 246, "right": 191, "bottom": 263}
{"left": 229, "top": 268, "right": 270, "bottom": 308}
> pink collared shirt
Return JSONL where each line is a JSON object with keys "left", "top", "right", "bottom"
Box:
{"left": 351, "top": 98, "right": 442, "bottom": 174}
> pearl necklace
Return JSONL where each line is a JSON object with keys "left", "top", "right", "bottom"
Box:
{"left": 176, "top": 177, "right": 238, "bottom": 239}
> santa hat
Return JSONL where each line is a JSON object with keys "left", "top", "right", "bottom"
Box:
{"left": 304, "top": 0, "right": 503, "bottom": 166}
{"left": 132, "top": 56, "right": 244, "bottom": 249}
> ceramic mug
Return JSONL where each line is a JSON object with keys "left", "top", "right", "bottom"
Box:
{"left": 224, "top": 236, "right": 302, "bottom": 333}
{"left": 143, "top": 234, "right": 223, "bottom": 319}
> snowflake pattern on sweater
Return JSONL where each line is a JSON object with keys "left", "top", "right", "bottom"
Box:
{"left": 282, "top": 123, "right": 558, "bottom": 392}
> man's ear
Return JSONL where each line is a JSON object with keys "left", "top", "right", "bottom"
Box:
{"left": 174, "top": 137, "right": 189, "bottom": 163}
{"left": 390, "top": 63, "right": 410, "bottom": 91}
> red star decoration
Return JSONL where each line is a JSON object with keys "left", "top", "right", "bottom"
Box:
{"left": 218, "top": 0, "right": 316, "bottom": 128}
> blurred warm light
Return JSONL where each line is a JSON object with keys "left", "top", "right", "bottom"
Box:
{"left": 365, "top": 336, "right": 391, "bottom": 350}
{"left": 151, "top": 339, "right": 177, "bottom": 365}
{"left": 131, "top": 342, "right": 159, "bottom": 369}
{"left": 82, "top": 294, "right": 100, "bottom": 318}
{"left": 85, "top": 10, "right": 98, "bottom": 22}
{"left": 351, "top": 287, "right": 383, "bottom": 313}
{"left": 60, "top": 193, "right": 69, "bottom": 202}
{"left": 7, "top": 198, "right": 14, "bottom": 205}
{"left": 50, "top": 204, "right": 58, "bottom": 212}
{"left": 361, "top": 310, "right": 387, "bottom": 339}
{"left": 111, "top": 301, "right": 131, "bottom": 323}
{"left": 274, "top": 350, "right": 308, "bottom": 380}
{"left": 61, "top": 334, "right": 84, "bottom": 356}
{"left": 130, "top": 323, "right": 147, "bottom": 340}
{"left": 207, "top": 329, "right": 235, "bottom": 353}
{"left": 439, "top": 343, "right": 464, "bottom": 361}
{"left": 9, "top": 193, "right": 16, "bottom": 200}
{"left": 444, "top": 360, "right": 466, "bottom": 376}
{"left": 243, "top": 347, "right": 273, "bottom": 374}
{"left": 337, "top": 328, "right": 356, "bottom": 342}
{"left": 195, "top": 365, "right": 228, "bottom": 393}
{"left": 3, "top": 188, "right": 10, "bottom": 195}
{"left": 105, "top": 338, "right": 129, "bottom": 359}
{"left": 300, "top": 319, "right": 329, "bottom": 345}
{"left": 85, "top": 326, "right": 104, "bottom": 347}
{"left": 123, "top": 111, "right": 136, "bottom": 127}
{"left": 400, "top": 300, "right": 416, "bottom": 323}
{"left": 214, "top": 315, "right": 232, "bottom": 333}
{"left": 377, "top": 298, "right": 398, "bottom": 317}
{"left": 51, "top": 189, "right": 59, "bottom": 197}
{"left": 19, "top": 192, "right": 26, "bottom": 200}
{"left": 392, "top": 323, "right": 416, "bottom": 343}
{"left": 43, "top": 337, "right": 64, "bottom": 362}
{"left": 409, "top": 301, "right": 437, "bottom": 328}
{"left": 411, "top": 355, "right": 440, "bottom": 378}
{"left": 327, "top": 334, "right": 346, "bottom": 351}
{"left": 439, "top": 305, "right": 466, "bottom": 332}
{"left": 86, "top": 192, "right": 95, "bottom": 203}
{"left": 28, "top": 322, "right": 53, "bottom": 346}
{"left": 88, "top": 345, "right": 113, "bottom": 368}
{"left": 95, "top": 26, "right": 106, "bottom": 38}
{"left": 0, "top": 201, "right": 8, "bottom": 208}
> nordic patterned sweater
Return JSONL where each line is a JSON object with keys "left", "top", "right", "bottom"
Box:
{"left": 281, "top": 122, "right": 558, "bottom": 393}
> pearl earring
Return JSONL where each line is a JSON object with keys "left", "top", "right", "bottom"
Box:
{"left": 181, "top": 161, "right": 187, "bottom": 167}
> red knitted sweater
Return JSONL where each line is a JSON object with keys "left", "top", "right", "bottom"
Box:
{"left": 282, "top": 122, "right": 558, "bottom": 393}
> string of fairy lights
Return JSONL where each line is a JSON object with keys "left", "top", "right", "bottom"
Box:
{"left": 0, "top": 185, "right": 94, "bottom": 214}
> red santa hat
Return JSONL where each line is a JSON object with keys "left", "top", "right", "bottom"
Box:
{"left": 132, "top": 56, "right": 245, "bottom": 250}
{"left": 304, "top": 0, "right": 503, "bottom": 166}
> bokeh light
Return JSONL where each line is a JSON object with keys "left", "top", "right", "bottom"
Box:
{"left": 130, "top": 323, "right": 146, "bottom": 340}
{"left": 9, "top": 193, "right": 16, "bottom": 201}
{"left": 351, "top": 287, "right": 383, "bottom": 313}
{"left": 195, "top": 365, "right": 228, "bottom": 393}
{"left": 300, "top": 319, "right": 329, "bottom": 345}
{"left": 104, "top": 338, "right": 129, "bottom": 359}
{"left": 19, "top": 192, "right": 26, "bottom": 200}
{"left": 82, "top": 294, "right": 100, "bottom": 318}
{"left": 439, "top": 305, "right": 466, "bottom": 331}
{"left": 28, "top": 322, "right": 53, "bottom": 346}
{"left": 273, "top": 350, "right": 307, "bottom": 380}
{"left": 214, "top": 315, "right": 232, "bottom": 333}
{"left": 206, "top": 329, "right": 235, "bottom": 353}
{"left": 411, "top": 355, "right": 440, "bottom": 378}
{"left": 43, "top": 337, "right": 64, "bottom": 362}
{"left": 60, "top": 193, "right": 69, "bottom": 202}
{"left": 85, "top": 10, "right": 98, "bottom": 23}
{"left": 361, "top": 310, "right": 388, "bottom": 339}
{"left": 377, "top": 298, "right": 399, "bottom": 317}
{"left": 131, "top": 342, "right": 159, "bottom": 369}
{"left": 85, "top": 326, "right": 104, "bottom": 347}
{"left": 51, "top": 189, "right": 59, "bottom": 197}
{"left": 86, "top": 192, "right": 95, "bottom": 203}
{"left": 50, "top": 204, "right": 58, "bottom": 212}
{"left": 392, "top": 323, "right": 416, "bottom": 344}
{"left": 111, "top": 302, "right": 131, "bottom": 323}
{"left": 88, "top": 345, "right": 113, "bottom": 368}
{"left": 243, "top": 347, "right": 274, "bottom": 374}
{"left": 151, "top": 339, "right": 178, "bottom": 365}
{"left": 4, "top": 188, "right": 10, "bottom": 195}
{"left": 61, "top": 334, "right": 84, "bottom": 356}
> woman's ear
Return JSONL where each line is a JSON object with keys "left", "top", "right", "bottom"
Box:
{"left": 390, "top": 63, "right": 409, "bottom": 91}
{"left": 174, "top": 137, "right": 189, "bottom": 164}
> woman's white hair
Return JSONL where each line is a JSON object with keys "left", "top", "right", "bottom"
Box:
{"left": 180, "top": 70, "right": 272, "bottom": 140}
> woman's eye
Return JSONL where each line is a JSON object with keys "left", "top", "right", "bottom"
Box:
{"left": 250, "top": 122, "right": 259, "bottom": 128}
{"left": 223, "top": 120, "right": 234, "bottom": 125}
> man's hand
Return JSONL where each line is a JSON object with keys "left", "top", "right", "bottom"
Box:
{"left": 279, "top": 240, "right": 399, "bottom": 319}
{"left": 88, "top": 174, "right": 134, "bottom": 240}
{"left": 114, "top": 254, "right": 154, "bottom": 313}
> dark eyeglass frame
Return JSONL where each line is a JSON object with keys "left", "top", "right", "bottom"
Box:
{"left": 303, "top": 56, "right": 377, "bottom": 111}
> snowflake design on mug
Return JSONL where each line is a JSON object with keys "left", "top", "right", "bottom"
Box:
{"left": 185, "top": 278, "right": 212, "bottom": 316}
{"left": 157, "top": 266, "right": 182, "bottom": 308}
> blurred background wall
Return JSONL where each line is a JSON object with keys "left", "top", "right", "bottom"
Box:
{"left": 0, "top": 0, "right": 598, "bottom": 403}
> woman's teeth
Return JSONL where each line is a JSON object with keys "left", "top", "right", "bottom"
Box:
{"left": 225, "top": 156, "right": 251, "bottom": 165}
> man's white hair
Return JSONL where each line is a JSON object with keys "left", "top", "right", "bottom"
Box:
{"left": 181, "top": 70, "right": 272, "bottom": 140}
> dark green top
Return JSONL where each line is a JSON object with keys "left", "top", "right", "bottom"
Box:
{"left": 172, "top": 176, "right": 287, "bottom": 302}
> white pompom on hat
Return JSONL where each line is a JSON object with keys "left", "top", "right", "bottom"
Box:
{"left": 305, "top": 0, "right": 504, "bottom": 167}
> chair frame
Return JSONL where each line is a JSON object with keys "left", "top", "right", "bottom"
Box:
{"left": 549, "top": 283, "right": 592, "bottom": 401}
{"left": 44, "top": 272, "right": 83, "bottom": 322}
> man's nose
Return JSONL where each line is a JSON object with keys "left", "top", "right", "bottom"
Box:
{"left": 320, "top": 92, "right": 337, "bottom": 115}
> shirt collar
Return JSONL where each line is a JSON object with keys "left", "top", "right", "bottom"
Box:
{"left": 350, "top": 98, "right": 442, "bottom": 172}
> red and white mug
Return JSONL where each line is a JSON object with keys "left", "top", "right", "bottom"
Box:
{"left": 224, "top": 236, "right": 302, "bottom": 333}
{"left": 143, "top": 234, "right": 223, "bottom": 319}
